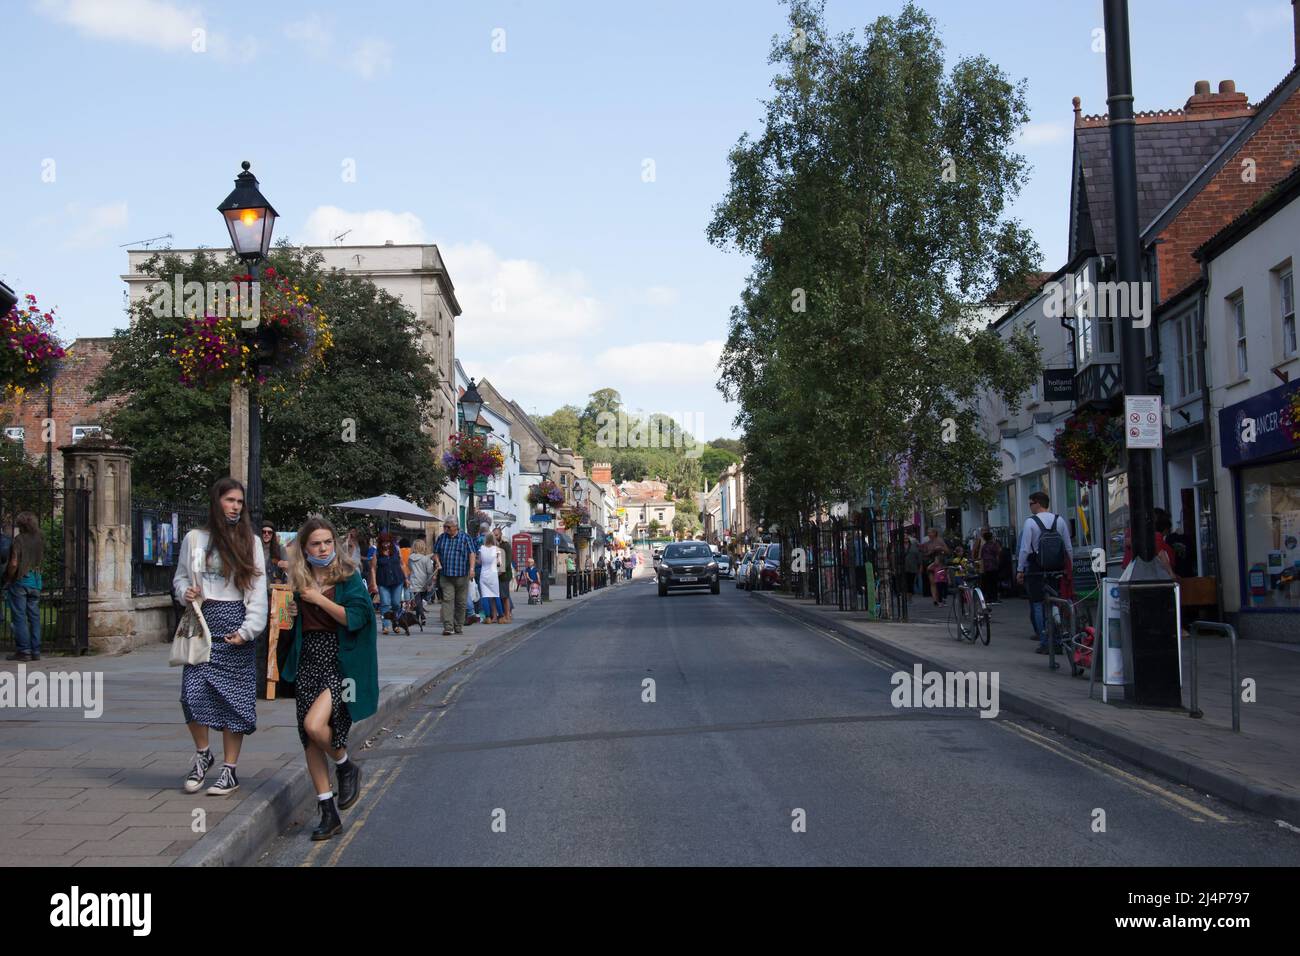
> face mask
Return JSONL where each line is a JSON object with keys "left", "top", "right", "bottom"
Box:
{"left": 306, "top": 551, "right": 336, "bottom": 568}
{"left": 226, "top": 514, "right": 241, "bottom": 525}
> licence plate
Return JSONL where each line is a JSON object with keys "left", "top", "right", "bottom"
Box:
{"left": 677, "top": 576, "right": 697, "bottom": 583}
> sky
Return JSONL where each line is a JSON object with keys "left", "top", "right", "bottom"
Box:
{"left": 5, "top": 0, "right": 1298, "bottom": 440}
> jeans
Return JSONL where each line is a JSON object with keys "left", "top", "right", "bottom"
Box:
{"left": 480, "top": 595, "right": 504, "bottom": 619}
{"left": 439, "top": 574, "right": 469, "bottom": 631}
{"left": 377, "top": 584, "right": 404, "bottom": 622}
{"left": 1030, "top": 600, "right": 1046, "bottom": 648}
{"left": 6, "top": 584, "right": 41, "bottom": 655}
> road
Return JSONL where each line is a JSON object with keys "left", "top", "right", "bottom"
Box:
{"left": 260, "top": 572, "right": 1300, "bottom": 866}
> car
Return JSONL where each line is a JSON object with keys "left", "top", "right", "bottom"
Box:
{"left": 735, "top": 551, "right": 753, "bottom": 588}
{"left": 757, "top": 542, "right": 782, "bottom": 590}
{"left": 744, "top": 544, "right": 769, "bottom": 591}
{"left": 715, "top": 553, "right": 733, "bottom": 578}
{"left": 657, "top": 540, "right": 720, "bottom": 596}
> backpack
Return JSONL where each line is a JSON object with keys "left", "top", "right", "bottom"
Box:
{"left": 1030, "top": 514, "right": 1067, "bottom": 573}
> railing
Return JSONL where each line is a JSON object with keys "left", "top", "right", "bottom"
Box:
{"left": 1188, "top": 621, "right": 1241, "bottom": 732}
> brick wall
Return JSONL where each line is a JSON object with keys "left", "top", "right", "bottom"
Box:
{"left": 1, "top": 338, "right": 121, "bottom": 485}
{"left": 1154, "top": 87, "right": 1300, "bottom": 300}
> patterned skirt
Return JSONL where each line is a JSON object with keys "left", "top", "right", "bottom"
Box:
{"left": 295, "top": 629, "right": 352, "bottom": 751}
{"left": 180, "top": 599, "right": 257, "bottom": 735}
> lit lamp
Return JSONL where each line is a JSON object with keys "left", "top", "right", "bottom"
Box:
{"left": 217, "top": 160, "right": 277, "bottom": 527}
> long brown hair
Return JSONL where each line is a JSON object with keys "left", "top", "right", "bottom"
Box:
{"left": 288, "top": 516, "right": 358, "bottom": 592}
{"left": 11, "top": 512, "right": 43, "bottom": 581}
{"left": 204, "top": 477, "right": 260, "bottom": 591}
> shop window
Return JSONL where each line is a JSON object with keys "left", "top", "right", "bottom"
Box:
{"left": 1239, "top": 460, "right": 1300, "bottom": 610}
{"left": 1105, "top": 472, "right": 1129, "bottom": 562}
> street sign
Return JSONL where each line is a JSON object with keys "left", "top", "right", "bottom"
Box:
{"left": 1124, "top": 395, "right": 1162, "bottom": 449}
{"left": 1042, "top": 368, "right": 1075, "bottom": 402}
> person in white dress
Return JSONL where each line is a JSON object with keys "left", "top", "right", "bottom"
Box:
{"left": 478, "top": 532, "right": 503, "bottom": 623}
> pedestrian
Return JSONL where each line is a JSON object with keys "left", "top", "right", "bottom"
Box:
{"left": 928, "top": 553, "right": 949, "bottom": 606}
{"left": 920, "top": 528, "right": 950, "bottom": 605}
{"left": 356, "top": 529, "right": 377, "bottom": 597}
{"left": 344, "top": 528, "right": 362, "bottom": 567}
{"left": 399, "top": 536, "right": 412, "bottom": 578}
{"left": 902, "top": 535, "right": 921, "bottom": 603}
{"left": 431, "top": 517, "right": 477, "bottom": 636}
{"left": 1121, "top": 507, "right": 1178, "bottom": 578}
{"left": 496, "top": 538, "right": 514, "bottom": 623}
{"left": 525, "top": 557, "right": 542, "bottom": 604}
{"left": 1016, "top": 491, "right": 1073, "bottom": 654}
{"left": 373, "top": 532, "right": 409, "bottom": 636}
{"left": 979, "top": 531, "right": 1001, "bottom": 604}
{"left": 260, "top": 522, "right": 289, "bottom": 585}
{"left": 172, "top": 477, "right": 267, "bottom": 796}
{"left": 281, "top": 516, "right": 378, "bottom": 840}
{"left": 408, "top": 538, "right": 436, "bottom": 628}
{"left": 4, "top": 512, "right": 45, "bottom": 662}
{"left": 478, "top": 531, "right": 505, "bottom": 623}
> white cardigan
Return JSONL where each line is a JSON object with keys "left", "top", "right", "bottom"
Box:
{"left": 172, "top": 528, "right": 268, "bottom": 643}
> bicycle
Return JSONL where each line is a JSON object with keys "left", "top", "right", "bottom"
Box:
{"left": 947, "top": 577, "right": 991, "bottom": 645}
{"left": 1042, "top": 574, "right": 1101, "bottom": 676}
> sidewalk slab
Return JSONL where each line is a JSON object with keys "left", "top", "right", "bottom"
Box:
{"left": 755, "top": 589, "right": 1300, "bottom": 822}
{"left": 0, "top": 579, "right": 632, "bottom": 866}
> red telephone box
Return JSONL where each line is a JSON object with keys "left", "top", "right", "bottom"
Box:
{"left": 512, "top": 533, "right": 533, "bottom": 573}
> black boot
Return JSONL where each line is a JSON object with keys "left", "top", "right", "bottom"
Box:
{"left": 336, "top": 758, "right": 363, "bottom": 811}
{"left": 311, "top": 797, "right": 342, "bottom": 841}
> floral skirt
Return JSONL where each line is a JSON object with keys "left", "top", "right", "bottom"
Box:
{"left": 180, "top": 600, "right": 257, "bottom": 735}
{"left": 295, "top": 629, "right": 352, "bottom": 750}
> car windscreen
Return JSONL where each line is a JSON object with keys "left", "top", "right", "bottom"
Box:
{"left": 663, "top": 544, "right": 712, "bottom": 559}
{"left": 765, "top": 544, "right": 781, "bottom": 561}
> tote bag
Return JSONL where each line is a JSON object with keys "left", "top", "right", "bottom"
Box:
{"left": 169, "top": 536, "right": 213, "bottom": 666}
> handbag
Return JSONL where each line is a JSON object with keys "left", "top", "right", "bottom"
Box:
{"left": 170, "top": 534, "right": 213, "bottom": 666}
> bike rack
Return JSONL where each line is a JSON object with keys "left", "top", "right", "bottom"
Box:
{"left": 1187, "top": 621, "right": 1241, "bottom": 733}
{"left": 1044, "top": 595, "right": 1075, "bottom": 672}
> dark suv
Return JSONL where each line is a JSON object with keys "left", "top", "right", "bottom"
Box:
{"left": 657, "top": 541, "right": 720, "bottom": 596}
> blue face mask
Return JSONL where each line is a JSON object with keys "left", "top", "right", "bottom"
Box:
{"left": 306, "top": 551, "right": 336, "bottom": 568}
{"left": 226, "top": 514, "right": 241, "bottom": 525}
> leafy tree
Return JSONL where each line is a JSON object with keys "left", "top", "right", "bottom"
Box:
{"left": 535, "top": 404, "right": 582, "bottom": 453}
{"left": 700, "top": 445, "right": 740, "bottom": 484}
{"left": 93, "top": 246, "right": 448, "bottom": 527}
{"left": 708, "top": 0, "right": 1039, "bottom": 523}
{"left": 647, "top": 518, "right": 661, "bottom": 538}
{"left": 579, "top": 388, "right": 623, "bottom": 455}
{"left": 708, "top": 437, "right": 746, "bottom": 458}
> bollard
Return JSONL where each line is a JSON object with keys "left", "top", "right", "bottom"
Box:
{"left": 1188, "top": 621, "right": 1240, "bottom": 732}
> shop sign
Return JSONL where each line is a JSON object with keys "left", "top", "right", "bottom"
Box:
{"left": 1219, "top": 378, "right": 1300, "bottom": 467}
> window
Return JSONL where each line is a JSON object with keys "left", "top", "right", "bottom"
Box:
{"left": 1238, "top": 459, "right": 1300, "bottom": 610}
{"left": 1173, "top": 309, "right": 1201, "bottom": 399}
{"left": 1074, "top": 271, "right": 1093, "bottom": 365}
{"left": 1026, "top": 321, "right": 1039, "bottom": 401}
{"left": 3, "top": 427, "right": 23, "bottom": 443}
{"left": 71, "top": 425, "right": 102, "bottom": 442}
{"left": 1229, "top": 293, "right": 1247, "bottom": 377}
{"left": 1281, "top": 269, "right": 1295, "bottom": 357}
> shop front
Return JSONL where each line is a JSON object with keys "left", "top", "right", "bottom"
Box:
{"left": 1217, "top": 378, "right": 1300, "bottom": 639}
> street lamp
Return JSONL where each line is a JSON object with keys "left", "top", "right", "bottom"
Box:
{"left": 459, "top": 378, "right": 486, "bottom": 531}
{"left": 217, "top": 160, "right": 277, "bottom": 527}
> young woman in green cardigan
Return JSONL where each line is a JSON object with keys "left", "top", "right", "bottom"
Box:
{"left": 283, "top": 517, "right": 379, "bottom": 841}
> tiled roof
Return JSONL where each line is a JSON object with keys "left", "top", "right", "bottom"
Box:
{"left": 1071, "top": 115, "right": 1251, "bottom": 258}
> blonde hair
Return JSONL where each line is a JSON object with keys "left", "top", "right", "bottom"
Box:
{"left": 484, "top": 531, "right": 497, "bottom": 547}
{"left": 413, "top": 538, "right": 429, "bottom": 555}
{"left": 288, "top": 517, "right": 358, "bottom": 592}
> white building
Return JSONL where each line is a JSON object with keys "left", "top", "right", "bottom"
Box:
{"left": 454, "top": 359, "right": 521, "bottom": 542}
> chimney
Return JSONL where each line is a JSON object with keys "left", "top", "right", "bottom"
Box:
{"left": 591, "top": 462, "right": 613, "bottom": 485}
{"left": 1183, "top": 79, "right": 1250, "bottom": 116}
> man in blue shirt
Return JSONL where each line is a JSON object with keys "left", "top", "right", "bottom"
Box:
{"left": 432, "top": 518, "right": 478, "bottom": 636}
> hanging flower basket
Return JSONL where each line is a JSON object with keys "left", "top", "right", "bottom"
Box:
{"left": 1052, "top": 410, "right": 1122, "bottom": 484}
{"left": 1281, "top": 390, "right": 1300, "bottom": 444}
{"left": 168, "top": 267, "right": 331, "bottom": 390}
{"left": 561, "top": 504, "right": 590, "bottom": 530}
{"left": 528, "top": 479, "right": 564, "bottom": 508}
{"left": 2, "top": 294, "right": 67, "bottom": 395}
{"left": 442, "top": 432, "right": 505, "bottom": 485}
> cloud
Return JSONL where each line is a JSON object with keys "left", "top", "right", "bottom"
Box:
{"left": 593, "top": 340, "right": 723, "bottom": 386}
{"left": 36, "top": 0, "right": 254, "bottom": 59}
{"left": 641, "top": 285, "right": 680, "bottom": 307}
{"left": 284, "top": 14, "right": 333, "bottom": 54}
{"left": 36, "top": 201, "right": 129, "bottom": 248}
{"left": 299, "top": 205, "right": 428, "bottom": 245}
{"left": 350, "top": 38, "right": 393, "bottom": 79}
{"left": 1017, "top": 122, "right": 1068, "bottom": 147}
{"left": 443, "top": 240, "right": 605, "bottom": 340}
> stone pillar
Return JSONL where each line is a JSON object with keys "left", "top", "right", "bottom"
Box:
{"left": 61, "top": 437, "right": 137, "bottom": 654}
{"left": 230, "top": 382, "right": 249, "bottom": 485}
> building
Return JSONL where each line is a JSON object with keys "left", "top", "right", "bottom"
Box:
{"left": 1197, "top": 166, "right": 1300, "bottom": 638}
{"left": 454, "top": 359, "right": 521, "bottom": 540}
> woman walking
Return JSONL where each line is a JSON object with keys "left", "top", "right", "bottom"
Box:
{"left": 373, "top": 532, "right": 409, "bottom": 636}
{"left": 496, "top": 535, "right": 514, "bottom": 623}
{"left": 478, "top": 532, "right": 504, "bottom": 623}
{"left": 4, "top": 512, "right": 45, "bottom": 662}
{"left": 281, "top": 517, "right": 378, "bottom": 840}
{"left": 173, "top": 478, "right": 267, "bottom": 796}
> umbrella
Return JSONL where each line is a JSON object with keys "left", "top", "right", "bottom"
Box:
{"left": 331, "top": 494, "right": 439, "bottom": 531}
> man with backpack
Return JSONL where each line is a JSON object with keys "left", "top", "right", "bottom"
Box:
{"left": 1015, "top": 491, "right": 1073, "bottom": 654}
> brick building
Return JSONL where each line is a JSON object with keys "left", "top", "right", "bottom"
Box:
{"left": 1, "top": 337, "right": 120, "bottom": 485}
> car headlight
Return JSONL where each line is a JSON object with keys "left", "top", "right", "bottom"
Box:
{"left": 707, "top": 561, "right": 717, "bottom": 570}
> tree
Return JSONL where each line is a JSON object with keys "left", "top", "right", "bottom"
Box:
{"left": 707, "top": 437, "right": 746, "bottom": 458}
{"left": 579, "top": 388, "right": 623, "bottom": 455}
{"left": 708, "top": 0, "right": 1040, "bottom": 523}
{"left": 647, "top": 518, "right": 661, "bottom": 539}
{"left": 93, "top": 246, "right": 448, "bottom": 526}
{"left": 535, "top": 404, "right": 582, "bottom": 452}
{"left": 700, "top": 445, "right": 740, "bottom": 484}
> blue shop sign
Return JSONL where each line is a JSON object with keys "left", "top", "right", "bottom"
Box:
{"left": 1219, "top": 378, "right": 1300, "bottom": 467}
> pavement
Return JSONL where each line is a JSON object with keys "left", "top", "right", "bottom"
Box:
{"left": 259, "top": 576, "right": 1300, "bottom": 866}
{"left": 753, "top": 587, "right": 1300, "bottom": 822}
{"left": 0, "top": 575, "right": 629, "bottom": 866}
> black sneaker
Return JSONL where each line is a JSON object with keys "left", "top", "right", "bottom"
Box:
{"left": 206, "top": 764, "right": 239, "bottom": 795}
{"left": 6, "top": 652, "right": 31, "bottom": 662}
{"left": 183, "top": 749, "right": 216, "bottom": 793}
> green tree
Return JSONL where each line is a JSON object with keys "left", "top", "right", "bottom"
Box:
{"left": 93, "top": 247, "right": 448, "bottom": 526}
{"left": 579, "top": 388, "right": 623, "bottom": 455}
{"left": 708, "top": 0, "right": 1039, "bottom": 523}
{"left": 535, "top": 404, "right": 582, "bottom": 452}
{"left": 699, "top": 445, "right": 740, "bottom": 484}
{"left": 647, "top": 518, "right": 661, "bottom": 538}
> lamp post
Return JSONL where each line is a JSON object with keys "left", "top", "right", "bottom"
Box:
{"left": 217, "top": 161, "right": 278, "bottom": 527}
{"left": 537, "top": 452, "right": 554, "bottom": 600}
{"left": 459, "top": 377, "right": 485, "bottom": 529}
